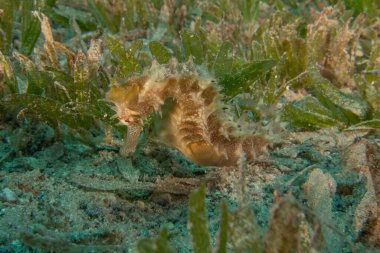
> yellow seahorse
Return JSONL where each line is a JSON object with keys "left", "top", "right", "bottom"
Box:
{"left": 106, "top": 73, "right": 269, "bottom": 167}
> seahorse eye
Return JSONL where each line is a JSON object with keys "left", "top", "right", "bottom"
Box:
{"left": 119, "top": 116, "right": 132, "bottom": 126}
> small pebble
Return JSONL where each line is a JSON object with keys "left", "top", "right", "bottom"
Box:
{"left": 166, "top": 222, "right": 175, "bottom": 230}
{"left": 1, "top": 188, "right": 17, "bottom": 202}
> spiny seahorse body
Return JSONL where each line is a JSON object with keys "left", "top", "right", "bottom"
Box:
{"left": 106, "top": 75, "right": 269, "bottom": 166}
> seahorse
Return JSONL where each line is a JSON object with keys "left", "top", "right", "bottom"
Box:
{"left": 106, "top": 74, "right": 269, "bottom": 166}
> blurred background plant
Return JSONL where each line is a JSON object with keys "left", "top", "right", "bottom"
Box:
{"left": 137, "top": 185, "right": 335, "bottom": 253}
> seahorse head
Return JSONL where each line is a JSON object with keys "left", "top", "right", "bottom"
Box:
{"left": 106, "top": 76, "right": 149, "bottom": 126}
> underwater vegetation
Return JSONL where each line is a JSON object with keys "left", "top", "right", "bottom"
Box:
{"left": 1, "top": 0, "right": 379, "bottom": 142}
{"left": 0, "top": 0, "right": 379, "bottom": 252}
